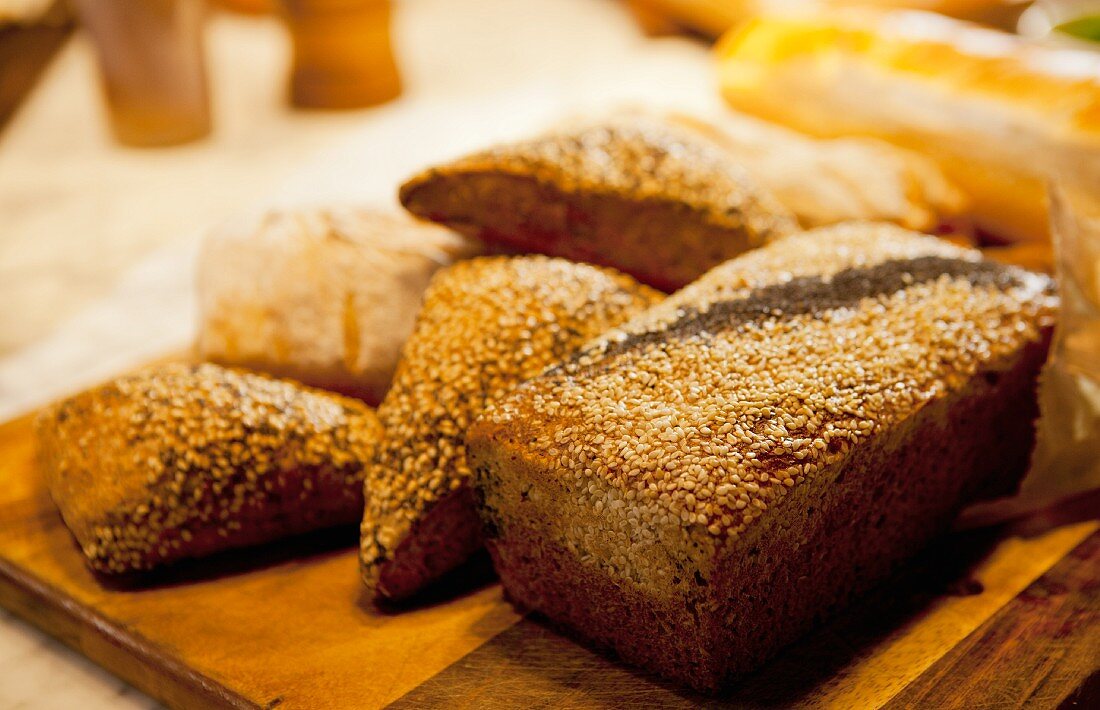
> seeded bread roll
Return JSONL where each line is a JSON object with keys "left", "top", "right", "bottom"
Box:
{"left": 197, "top": 207, "right": 482, "bottom": 405}
{"left": 399, "top": 114, "right": 796, "bottom": 291}
{"left": 37, "top": 363, "right": 382, "bottom": 574}
{"left": 360, "top": 256, "right": 661, "bottom": 602}
{"left": 468, "top": 224, "right": 1056, "bottom": 692}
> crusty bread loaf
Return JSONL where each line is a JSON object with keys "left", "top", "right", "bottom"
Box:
{"left": 37, "top": 363, "right": 382, "bottom": 574}
{"left": 669, "top": 111, "right": 965, "bottom": 231}
{"left": 468, "top": 224, "right": 1056, "bottom": 691}
{"left": 399, "top": 114, "right": 796, "bottom": 291}
{"left": 624, "top": 0, "right": 1026, "bottom": 38}
{"left": 360, "top": 256, "right": 661, "bottom": 602}
{"left": 716, "top": 11, "right": 1100, "bottom": 243}
{"left": 197, "top": 207, "right": 482, "bottom": 405}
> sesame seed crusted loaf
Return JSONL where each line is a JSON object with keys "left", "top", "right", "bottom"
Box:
{"left": 398, "top": 113, "right": 796, "bottom": 292}
{"left": 37, "top": 363, "right": 382, "bottom": 574}
{"left": 197, "top": 207, "right": 482, "bottom": 406}
{"left": 467, "top": 223, "right": 1058, "bottom": 692}
{"left": 360, "top": 255, "right": 661, "bottom": 602}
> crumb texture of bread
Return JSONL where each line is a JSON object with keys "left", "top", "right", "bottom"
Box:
{"left": 36, "top": 363, "right": 382, "bottom": 574}
{"left": 360, "top": 255, "right": 661, "bottom": 602}
{"left": 468, "top": 223, "right": 1057, "bottom": 691}
{"left": 196, "top": 207, "right": 482, "bottom": 405}
{"left": 399, "top": 114, "right": 796, "bottom": 291}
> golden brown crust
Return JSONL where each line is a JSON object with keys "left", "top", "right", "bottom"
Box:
{"left": 468, "top": 224, "right": 1057, "bottom": 689}
{"left": 359, "top": 255, "right": 661, "bottom": 601}
{"left": 37, "top": 363, "right": 382, "bottom": 574}
{"left": 475, "top": 225, "right": 1055, "bottom": 548}
{"left": 473, "top": 335, "right": 1051, "bottom": 690}
{"left": 399, "top": 114, "right": 796, "bottom": 291}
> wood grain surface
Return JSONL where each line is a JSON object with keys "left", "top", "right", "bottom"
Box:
{"left": 0, "top": 398, "right": 1097, "bottom": 709}
{"left": 886, "top": 530, "right": 1100, "bottom": 709}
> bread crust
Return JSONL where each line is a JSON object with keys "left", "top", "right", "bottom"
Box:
{"left": 37, "top": 363, "right": 382, "bottom": 574}
{"left": 716, "top": 11, "right": 1100, "bottom": 243}
{"left": 668, "top": 111, "right": 965, "bottom": 231}
{"left": 469, "top": 224, "right": 1057, "bottom": 691}
{"left": 399, "top": 114, "right": 796, "bottom": 291}
{"left": 360, "top": 256, "right": 661, "bottom": 602}
{"left": 197, "top": 207, "right": 481, "bottom": 405}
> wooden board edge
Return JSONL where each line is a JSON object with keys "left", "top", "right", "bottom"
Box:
{"left": 0, "top": 556, "right": 258, "bottom": 710}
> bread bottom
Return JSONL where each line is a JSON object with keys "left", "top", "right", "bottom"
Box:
{"left": 366, "top": 486, "right": 483, "bottom": 601}
{"left": 480, "top": 337, "right": 1049, "bottom": 692}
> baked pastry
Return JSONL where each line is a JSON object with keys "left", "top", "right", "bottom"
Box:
{"left": 716, "top": 11, "right": 1100, "bottom": 243}
{"left": 398, "top": 114, "right": 796, "bottom": 291}
{"left": 196, "top": 207, "right": 482, "bottom": 405}
{"left": 37, "top": 363, "right": 383, "bottom": 574}
{"left": 670, "top": 111, "right": 965, "bottom": 231}
{"left": 468, "top": 223, "right": 1056, "bottom": 691}
{"left": 360, "top": 256, "right": 661, "bottom": 602}
{"left": 623, "top": 1, "right": 1026, "bottom": 38}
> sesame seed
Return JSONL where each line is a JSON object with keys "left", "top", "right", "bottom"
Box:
{"left": 471, "top": 224, "right": 1056, "bottom": 593}
{"left": 37, "top": 363, "right": 381, "bottom": 573}
{"left": 359, "top": 255, "right": 659, "bottom": 596}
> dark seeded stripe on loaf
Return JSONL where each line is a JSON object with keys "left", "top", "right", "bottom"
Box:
{"left": 593, "top": 254, "right": 1023, "bottom": 363}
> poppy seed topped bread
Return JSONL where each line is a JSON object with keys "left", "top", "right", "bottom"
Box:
{"left": 467, "top": 223, "right": 1057, "bottom": 691}
{"left": 37, "top": 363, "right": 382, "bottom": 574}
{"left": 399, "top": 114, "right": 796, "bottom": 291}
{"left": 360, "top": 256, "right": 661, "bottom": 602}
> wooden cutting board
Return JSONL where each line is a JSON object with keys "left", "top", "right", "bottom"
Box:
{"left": 0, "top": 401, "right": 1097, "bottom": 709}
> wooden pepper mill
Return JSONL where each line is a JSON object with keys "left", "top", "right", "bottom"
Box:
{"left": 279, "top": 0, "right": 402, "bottom": 109}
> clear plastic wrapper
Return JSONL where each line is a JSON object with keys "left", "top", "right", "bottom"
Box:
{"left": 1030, "top": 183, "right": 1100, "bottom": 500}
{"left": 964, "top": 181, "right": 1100, "bottom": 523}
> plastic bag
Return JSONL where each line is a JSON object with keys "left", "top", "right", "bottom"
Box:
{"left": 1030, "top": 183, "right": 1100, "bottom": 499}
{"left": 964, "top": 181, "right": 1100, "bottom": 523}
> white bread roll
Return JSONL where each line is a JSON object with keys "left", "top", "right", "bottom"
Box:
{"left": 197, "top": 207, "right": 482, "bottom": 404}
{"left": 669, "top": 110, "right": 965, "bottom": 231}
